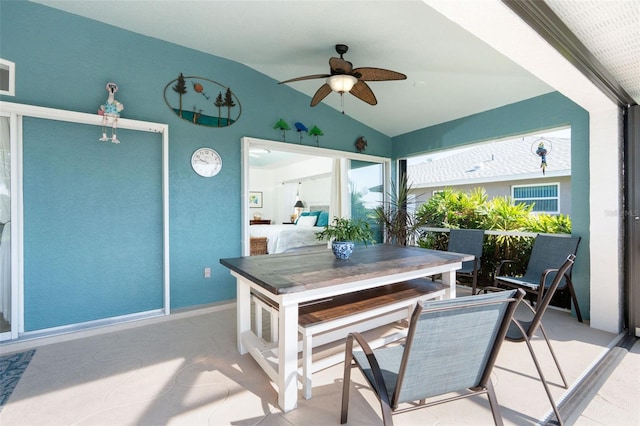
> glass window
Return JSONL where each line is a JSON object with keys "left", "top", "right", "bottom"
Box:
{"left": 512, "top": 183, "right": 559, "bottom": 213}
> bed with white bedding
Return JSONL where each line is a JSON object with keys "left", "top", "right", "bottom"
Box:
{"left": 249, "top": 210, "right": 329, "bottom": 254}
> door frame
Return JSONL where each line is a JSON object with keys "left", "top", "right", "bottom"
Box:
{"left": 0, "top": 101, "right": 170, "bottom": 341}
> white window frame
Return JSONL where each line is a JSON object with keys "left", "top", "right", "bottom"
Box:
{"left": 0, "top": 59, "right": 15, "bottom": 96}
{"left": 511, "top": 182, "right": 560, "bottom": 214}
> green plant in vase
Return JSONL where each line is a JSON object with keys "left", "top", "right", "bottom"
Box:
{"left": 315, "top": 217, "right": 375, "bottom": 259}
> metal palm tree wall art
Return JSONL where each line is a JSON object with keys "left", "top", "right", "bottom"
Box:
{"left": 163, "top": 73, "right": 241, "bottom": 127}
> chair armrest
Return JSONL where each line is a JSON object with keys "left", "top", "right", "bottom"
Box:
{"left": 539, "top": 267, "right": 560, "bottom": 288}
{"left": 345, "top": 332, "right": 391, "bottom": 405}
{"left": 495, "top": 260, "right": 516, "bottom": 278}
{"left": 481, "top": 286, "right": 503, "bottom": 294}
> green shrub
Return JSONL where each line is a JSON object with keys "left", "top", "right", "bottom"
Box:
{"left": 415, "top": 187, "right": 571, "bottom": 288}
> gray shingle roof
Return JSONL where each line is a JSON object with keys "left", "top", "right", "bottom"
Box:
{"left": 408, "top": 136, "right": 571, "bottom": 188}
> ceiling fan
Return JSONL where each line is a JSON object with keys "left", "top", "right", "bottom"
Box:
{"left": 279, "top": 44, "right": 407, "bottom": 108}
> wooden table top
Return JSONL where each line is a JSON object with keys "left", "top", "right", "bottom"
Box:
{"left": 220, "top": 244, "right": 473, "bottom": 295}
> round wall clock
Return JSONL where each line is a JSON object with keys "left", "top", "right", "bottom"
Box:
{"left": 191, "top": 147, "right": 222, "bottom": 177}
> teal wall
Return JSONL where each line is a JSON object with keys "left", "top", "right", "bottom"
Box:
{"left": 1, "top": 3, "right": 591, "bottom": 331}
{"left": 391, "top": 92, "right": 591, "bottom": 318}
{"left": 1, "top": 2, "right": 392, "bottom": 331}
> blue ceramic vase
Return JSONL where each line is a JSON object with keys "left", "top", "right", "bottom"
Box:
{"left": 332, "top": 241, "right": 354, "bottom": 260}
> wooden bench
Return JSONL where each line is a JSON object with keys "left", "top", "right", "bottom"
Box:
{"left": 251, "top": 278, "right": 448, "bottom": 399}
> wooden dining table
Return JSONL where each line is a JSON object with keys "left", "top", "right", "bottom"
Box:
{"left": 220, "top": 243, "right": 473, "bottom": 412}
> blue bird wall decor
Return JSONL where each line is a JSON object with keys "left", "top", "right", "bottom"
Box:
{"left": 294, "top": 122, "right": 308, "bottom": 143}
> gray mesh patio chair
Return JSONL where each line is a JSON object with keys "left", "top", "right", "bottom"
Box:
{"left": 494, "top": 234, "right": 582, "bottom": 322}
{"left": 340, "top": 289, "right": 525, "bottom": 426}
{"left": 448, "top": 229, "right": 485, "bottom": 294}
{"left": 485, "top": 254, "right": 576, "bottom": 426}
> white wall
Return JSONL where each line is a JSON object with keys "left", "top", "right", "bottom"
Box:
{"left": 250, "top": 156, "right": 332, "bottom": 224}
{"left": 589, "top": 108, "right": 623, "bottom": 332}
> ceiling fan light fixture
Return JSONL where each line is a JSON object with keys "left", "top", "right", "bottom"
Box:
{"left": 327, "top": 74, "right": 357, "bottom": 93}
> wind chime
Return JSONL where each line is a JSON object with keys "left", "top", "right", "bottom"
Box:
{"left": 532, "top": 138, "right": 552, "bottom": 175}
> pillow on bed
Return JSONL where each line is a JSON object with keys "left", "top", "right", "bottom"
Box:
{"left": 296, "top": 215, "right": 318, "bottom": 227}
{"left": 316, "top": 211, "right": 329, "bottom": 227}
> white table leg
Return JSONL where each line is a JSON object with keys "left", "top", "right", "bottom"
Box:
{"left": 236, "top": 277, "right": 251, "bottom": 354}
{"left": 441, "top": 270, "right": 457, "bottom": 299}
{"left": 278, "top": 300, "right": 299, "bottom": 412}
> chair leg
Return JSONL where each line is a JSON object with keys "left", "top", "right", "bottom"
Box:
{"left": 522, "top": 335, "right": 563, "bottom": 425}
{"left": 538, "top": 324, "right": 568, "bottom": 389}
{"left": 485, "top": 379, "right": 504, "bottom": 426}
{"left": 566, "top": 277, "right": 583, "bottom": 323}
{"left": 536, "top": 285, "right": 544, "bottom": 308}
{"left": 380, "top": 401, "right": 394, "bottom": 425}
{"left": 472, "top": 265, "right": 478, "bottom": 295}
{"left": 341, "top": 335, "right": 355, "bottom": 424}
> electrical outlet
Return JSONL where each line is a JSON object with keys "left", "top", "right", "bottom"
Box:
{"left": 204, "top": 267, "right": 211, "bottom": 278}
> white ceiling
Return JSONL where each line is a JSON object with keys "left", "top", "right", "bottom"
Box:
{"left": 31, "top": 0, "right": 638, "bottom": 138}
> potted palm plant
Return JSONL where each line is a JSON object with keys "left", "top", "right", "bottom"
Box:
{"left": 315, "top": 217, "right": 375, "bottom": 259}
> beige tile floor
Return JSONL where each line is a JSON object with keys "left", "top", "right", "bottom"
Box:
{"left": 0, "top": 287, "right": 637, "bottom": 426}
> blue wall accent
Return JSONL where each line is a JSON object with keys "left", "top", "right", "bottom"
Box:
{"left": 391, "top": 92, "right": 591, "bottom": 318}
{"left": 1, "top": 2, "right": 391, "bottom": 331}
{"left": 23, "top": 119, "right": 164, "bottom": 330}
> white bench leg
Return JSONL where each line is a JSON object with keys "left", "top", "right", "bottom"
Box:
{"left": 270, "top": 307, "right": 278, "bottom": 342}
{"left": 253, "top": 298, "right": 264, "bottom": 339}
{"left": 303, "top": 332, "right": 312, "bottom": 399}
{"left": 252, "top": 295, "right": 279, "bottom": 342}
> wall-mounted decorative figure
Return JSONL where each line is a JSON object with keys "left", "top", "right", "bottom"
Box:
{"left": 274, "top": 118, "right": 290, "bottom": 142}
{"left": 532, "top": 138, "right": 552, "bottom": 175}
{"left": 98, "top": 82, "right": 124, "bottom": 143}
{"left": 294, "top": 122, "right": 308, "bottom": 144}
{"left": 164, "top": 74, "right": 241, "bottom": 127}
{"left": 355, "top": 136, "right": 367, "bottom": 153}
{"left": 309, "top": 125, "right": 323, "bottom": 146}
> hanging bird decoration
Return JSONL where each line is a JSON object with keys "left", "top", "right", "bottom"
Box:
{"left": 355, "top": 136, "right": 367, "bottom": 153}
{"left": 535, "top": 140, "right": 549, "bottom": 175}
{"left": 98, "top": 82, "right": 124, "bottom": 143}
{"left": 294, "top": 122, "right": 308, "bottom": 144}
{"left": 308, "top": 125, "right": 324, "bottom": 146}
{"left": 273, "top": 118, "right": 291, "bottom": 141}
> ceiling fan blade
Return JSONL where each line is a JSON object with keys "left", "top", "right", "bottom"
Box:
{"left": 350, "top": 81, "right": 377, "bottom": 105}
{"left": 329, "top": 57, "right": 353, "bottom": 74}
{"left": 310, "top": 83, "right": 333, "bottom": 107}
{"left": 352, "top": 67, "right": 407, "bottom": 81}
{"left": 279, "top": 74, "right": 331, "bottom": 84}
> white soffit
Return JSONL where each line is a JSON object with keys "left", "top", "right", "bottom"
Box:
{"left": 546, "top": 0, "right": 640, "bottom": 105}
{"left": 423, "top": 0, "right": 618, "bottom": 113}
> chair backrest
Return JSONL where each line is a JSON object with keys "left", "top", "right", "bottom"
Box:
{"left": 522, "top": 234, "right": 580, "bottom": 288}
{"left": 391, "top": 289, "right": 524, "bottom": 407}
{"left": 448, "top": 229, "right": 485, "bottom": 269}
{"left": 525, "top": 254, "right": 576, "bottom": 337}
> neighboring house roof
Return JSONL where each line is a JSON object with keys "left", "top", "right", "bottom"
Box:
{"left": 408, "top": 136, "right": 571, "bottom": 188}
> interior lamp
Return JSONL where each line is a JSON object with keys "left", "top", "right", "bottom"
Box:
{"left": 326, "top": 74, "right": 358, "bottom": 93}
{"left": 294, "top": 200, "right": 305, "bottom": 220}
